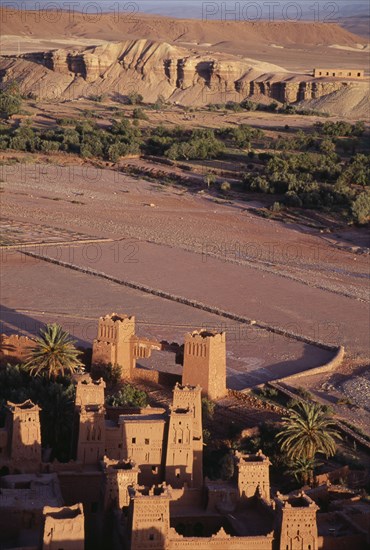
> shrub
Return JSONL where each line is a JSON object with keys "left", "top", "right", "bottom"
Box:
{"left": 127, "top": 92, "right": 143, "bottom": 105}
{"left": 106, "top": 384, "right": 148, "bottom": 408}
{"left": 40, "top": 140, "right": 60, "bottom": 153}
{"left": 133, "top": 107, "right": 149, "bottom": 121}
{"left": 271, "top": 201, "right": 282, "bottom": 213}
{"left": 0, "top": 87, "right": 22, "bottom": 119}
{"left": 352, "top": 191, "right": 370, "bottom": 224}
{"left": 220, "top": 181, "right": 231, "bottom": 193}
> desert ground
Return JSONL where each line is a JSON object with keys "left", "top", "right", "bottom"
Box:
{"left": 0, "top": 10, "right": 369, "bottom": 436}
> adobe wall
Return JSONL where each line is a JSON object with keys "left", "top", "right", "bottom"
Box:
{"left": 167, "top": 529, "right": 273, "bottom": 549}
{"left": 182, "top": 331, "right": 227, "bottom": 401}
{"left": 75, "top": 378, "right": 106, "bottom": 408}
{"left": 314, "top": 68, "right": 364, "bottom": 79}
{"left": 236, "top": 451, "right": 271, "bottom": 502}
{"left": 106, "top": 416, "right": 166, "bottom": 486}
{"left": 0, "top": 333, "right": 34, "bottom": 364}
{"left": 3, "top": 400, "right": 42, "bottom": 472}
{"left": 314, "top": 465, "right": 349, "bottom": 486}
{"left": 169, "top": 487, "right": 203, "bottom": 515}
{"left": 43, "top": 503, "right": 85, "bottom": 550}
{"left": 131, "top": 367, "right": 181, "bottom": 387}
{"left": 274, "top": 346, "right": 345, "bottom": 383}
{"left": 57, "top": 470, "right": 103, "bottom": 508}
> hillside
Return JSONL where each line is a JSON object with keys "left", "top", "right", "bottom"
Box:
{"left": 1, "top": 8, "right": 367, "bottom": 49}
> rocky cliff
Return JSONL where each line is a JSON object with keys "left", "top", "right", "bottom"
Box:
{"left": 0, "top": 39, "right": 367, "bottom": 113}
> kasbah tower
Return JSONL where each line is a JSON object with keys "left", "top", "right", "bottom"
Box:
{"left": 182, "top": 330, "right": 227, "bottom": 401}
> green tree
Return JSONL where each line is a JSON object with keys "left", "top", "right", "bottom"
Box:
{"left": 25, "top": 324, "right": 83, "bottom": 379}
{"left": 0, "top": 87, "right": 22, "bottom": 119}
{"left": 106, "top": 384, "right": 148, "bottom": 408}
{"left": 287, "top": 456, "right": 319, "bottom": 486}
{"left": 352, "top": 191, "right": 370, "bottom": 225}
{"left": 133, "top": 107, "right": 149, "bottom": 121}
{"left": 127, "top": 91, "right": 143, "bottom": 105}
{"left": 277, "top": 401, "right": 340, "bottom": 461}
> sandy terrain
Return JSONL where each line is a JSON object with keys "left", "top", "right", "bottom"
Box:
{"left": 1, "top": 163, "right": 368, "bottom": 359}
{"left": 0, "top": 251, "right": 333, "bottom": 391}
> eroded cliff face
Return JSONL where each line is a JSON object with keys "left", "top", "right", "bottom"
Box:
{"left": 0, "top": 39, "right": 364, "bottom": 108}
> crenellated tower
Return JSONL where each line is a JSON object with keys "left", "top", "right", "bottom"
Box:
{"left": 5, "top": 400, "right": 42, "bottom": 470}
{"left": 236, "top": 450, "right": 271, "bottom": 502}
{"left": 165, "top": 407, "right": 194, "bottom": 488}
{"left": 91, "top": 313, "right": 136, "bottom": 378}
{"left": 172, "top": 383, "right": 203, "bottom": 487}
{"left": 101, "top": 457, "right": 140, "bottom": 510}
{"left": 182, "top": 330, "right": 227, "bottom": 400}
{"left": 42, "top": 503, "right": 85, "bottom": 550}
{"left": 76, "top": 403, "right": 106, "bottom": 465}
{"left": 275, "top": 492, "right": 319, "bottom": 550}
{"left": 128, "top": 485, "right": 171, "bottom": 550}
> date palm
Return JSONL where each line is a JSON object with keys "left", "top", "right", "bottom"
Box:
{"left": 277, "top": 401, "right": 340, "bottom": 461}
{"left": 25, "top": 323, "right": 83, "bottom": 379}
{"left": 287, "top": 456, "right": 320, "bottom": 486}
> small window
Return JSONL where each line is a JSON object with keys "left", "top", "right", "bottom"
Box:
{"left": 145, "top": 439, "right": 149, "bottom": 445}
{"left": 178, "top": 439, "right": 182, "bottom": 444}
{"left": 149, "top": 534, "right": 154, "bottom": 541}
{"left": 358, "top": 73, "right": 361, "bottom": 77}
{"left": 132, "top": 438, "right": 136, "bottom": 444}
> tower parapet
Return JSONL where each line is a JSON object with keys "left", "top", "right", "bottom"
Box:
{"left": 92, "top": 313, "right": 136, "bottom": 378}
{"left": 75, "top": 376, "right": 106, "bottom": 409}
{"left": 236, "top": 450, "right": 271, "bottom": 502}
{"left": 4, "top": 400, "right": 42, "bottom": 471}
{"left": 182, "top": 330, "right": 226, "bottom": 400}
{"left": 165, "top": 407, "right": 194, "bottom": 488}
{"left": 101, "top": 457, "right": 140, "bottom": 509}
{"left": 129, "top": 484, "right": 171, "bottom": 550}
{"left": 275, "top": 491, "right": 319, "bottom": 550}
{"left": 43, "top": 503, "right": 85, "bottom": 550}
{"left": 172, "top": 383, "right": 203, "bottom": 487}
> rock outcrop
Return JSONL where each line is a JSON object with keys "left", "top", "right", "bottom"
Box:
{"left": 0, "top": 39, "right": 367, "bottom": 114}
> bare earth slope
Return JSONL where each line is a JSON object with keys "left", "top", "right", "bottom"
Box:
{"left": 1, "top": 9, "right": 368, "bottom": 115}
{"left": 1, "top": 8, "right": 366, "bottom": 47}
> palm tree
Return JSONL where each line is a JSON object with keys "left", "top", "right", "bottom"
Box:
{"left": 25, "top": 323, "right": 83, "bottom": 379}
{"left": 277, "top": 401, "right": 340, "bottom": 461}
{"left": 287, "top": 456, "right": 321, "bottom": 486}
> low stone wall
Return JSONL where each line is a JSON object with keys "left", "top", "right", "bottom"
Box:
{"left": 0, "top": 333, "right": 34, "bottom": 364}
{"left": 131, "top": 367, "right": 181, "bottom": 388}
{"left": 168, "top": 529, "right": 273, "bottom": 550}
{"left": 274, "top": 346, "right": 345, "bottom": 384}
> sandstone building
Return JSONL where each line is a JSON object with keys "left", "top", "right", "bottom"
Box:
{"left": 182, "top": 330, "right": 227, "bottom": 400}
{"left": 314, "top": 68, "right": 364, "bottom": 79}
{"left": 0, "top": 400, "right": 42, "bottom": 473}
{"left": 0, "top": 317, "right": 369, "bottom": 549}
{"left": 91, "top": 314, "right": 227, "bottom": 401}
